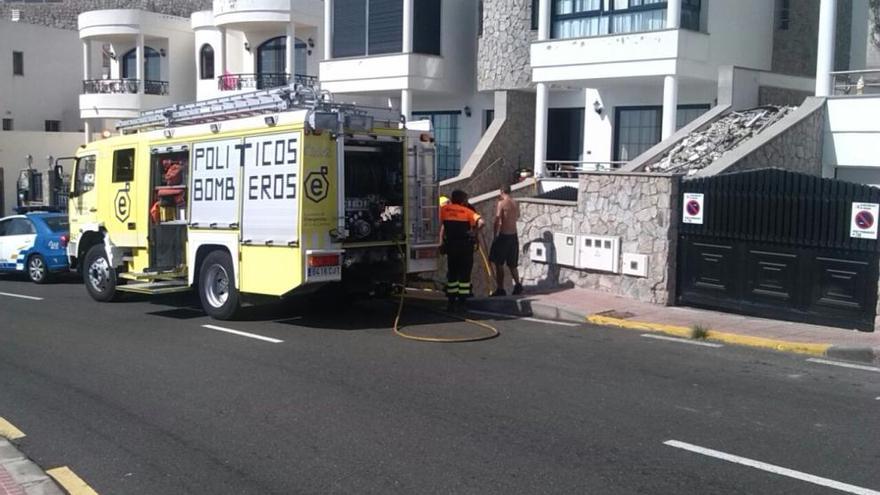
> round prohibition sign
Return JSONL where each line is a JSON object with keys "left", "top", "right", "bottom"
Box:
{"left": 855, "top": 210, "right": 875, "bottom": 230}
{"left": 686, "top": 200, "right": 701, "bottom": 217}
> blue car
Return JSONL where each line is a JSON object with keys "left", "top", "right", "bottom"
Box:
{"left": 0, "top": 212, "right": 70, "bottom": 284}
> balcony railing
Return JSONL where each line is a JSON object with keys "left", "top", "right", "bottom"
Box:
{"left": 832, "top": 70, "right": 880, "bottom": 96}
{"left": 217, "top": 73, "right": 319, "bottom": 91}
{"left": 82, "top": 79, "right": 169, "bottom": 96}
{"left": 545, "top": 160, "right": 626, "bottom": 178}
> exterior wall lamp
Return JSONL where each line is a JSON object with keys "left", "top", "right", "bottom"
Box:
{"left": 244, "top": 42, "right": 251, "bottom": 52}
{"left": 464, "top": 106, "right": 472, "bottom": 117}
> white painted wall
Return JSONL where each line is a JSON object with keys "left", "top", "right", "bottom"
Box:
{"left": 0, "top": 20, "right": 82, "bottom": 133}
{"left": 0, "top": 132, "right": 85, "bottom": 215}
{"left": 414, "top": 92, "right": 495, "bottom": 172}
{"left": 824, "top": 96, "right": 880, "bottom": 184}
{"left": 704, "top": 0, "right": 775, "bottom": 71}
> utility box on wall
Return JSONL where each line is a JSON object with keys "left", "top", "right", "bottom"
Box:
{"left": 621, "top": 253, "right": 649, "bottom": 277}
{"left": 529, "top": 241, "right": 550, "bottom": 263}
{"left": 576, "top": 235, "right": 620, "bottom": 273}
{"left": 553, "top": 233, "right": 578, "bottom": 266}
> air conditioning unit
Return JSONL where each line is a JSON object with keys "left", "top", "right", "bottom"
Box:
{"left": 621, "top": 253, "right": 649, "bottom": 278}
{"left": 576, "top": 235, "right": 620, "bottom": 273}
{"left": 553, "top": 233, "right": 578, "bottom": 266}
{"left": 529, "top": 241, "right": 550, "bottom": 263}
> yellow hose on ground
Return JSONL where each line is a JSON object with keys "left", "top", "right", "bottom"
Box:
{"left": 392, "top": 241, "right": 499, "bottom": 343}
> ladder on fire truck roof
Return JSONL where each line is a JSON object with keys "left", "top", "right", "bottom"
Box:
{"left": 115, "top": 83, "right": 384, "bottom": 134}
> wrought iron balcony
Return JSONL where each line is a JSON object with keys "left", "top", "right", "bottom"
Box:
{"left": 217, "top": 73, "right": 318, "bottom": 91}
{"left": 82, "top": 79, "right": 169, "bottom": 96}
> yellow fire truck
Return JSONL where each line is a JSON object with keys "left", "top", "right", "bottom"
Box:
{"left": 67, "top": 85, "right": 440, "bottom": 319}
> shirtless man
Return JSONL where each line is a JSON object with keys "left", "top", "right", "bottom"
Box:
{"left": 489, "top": 184, "right": 523, "bottom": 296}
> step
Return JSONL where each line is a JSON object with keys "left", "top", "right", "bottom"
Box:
{"left": 116, "top": 279, "right": 190, "bottom": 295}
{"left": 119, "top": 270, "right": 186, "bottom": 282}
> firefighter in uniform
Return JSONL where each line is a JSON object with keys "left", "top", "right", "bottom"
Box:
{"left": 440, "top": 190, "right": 485, "bottom": 312}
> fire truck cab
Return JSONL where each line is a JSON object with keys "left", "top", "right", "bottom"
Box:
{"left": 67, "top": 85, "right": 440, "bottom": 319}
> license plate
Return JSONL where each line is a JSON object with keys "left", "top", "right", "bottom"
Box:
{"left": 307, "top": 265, "right": 341, "bottom": 278}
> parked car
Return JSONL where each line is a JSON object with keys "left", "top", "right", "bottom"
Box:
{"left": 0, "top": 212, "right": 70, "bottom": 284}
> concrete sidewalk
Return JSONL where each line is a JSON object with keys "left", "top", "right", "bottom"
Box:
{"left": 470, "top": 287, "right": 880, "bottom": 364}
{"left": 0, "top": 438, "right": 63, "bottom": 495}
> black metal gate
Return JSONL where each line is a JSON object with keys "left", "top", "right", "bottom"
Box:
{"left": 677, "top": 169, "right": 880, "bottom": 331}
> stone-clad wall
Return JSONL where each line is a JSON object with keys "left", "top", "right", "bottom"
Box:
{"left": 477, "top": 0, "right": 535, "bottom": 91}
{"left": 0, "top": 0, "right": 211, "bottom": 30}
{"left": 516, "top": 174, "right": 680, "bottom": 304}
{"left": 771, "top": 0, "right": 853, "bottom": 76}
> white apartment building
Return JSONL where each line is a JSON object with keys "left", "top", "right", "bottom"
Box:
{"left": 191, "top": 0, "right": 323, "bottom": 101}
{"left": 528, "top": 0, "right": 870, "bottom": 176}
{"left": 78, "top": 9, "right": 196, "bottom": 139}
{"left": 0, "top": 19, "right": 84, "bottom": 215}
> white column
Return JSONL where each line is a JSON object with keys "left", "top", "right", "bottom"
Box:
{"left": 136, "top": 34, "right": 144, "bottom": 94}
{"left": 401, "top": 89, "right": 412, "bottom": 121}
{"left": 286, "top": 23, "right": 297, "bottom": 79}
{"left": 662, "top": 75, "right": 679, "bottom": 140}
{"left": 815, "top": 0, "right": 837, "bottom": 96}
{"left": 666, "top": 0, "right": 682, "bottom": 29}
{"left": 84, "top": 121, "right": 91, "bottom": 145}
{"left": 534, "top": 83, "right": 549, "bottom": 177}
{"left": 82, "top": 40, "right": 91, "bottom": 81}
{"left": 402, "top": 0, "right": 414, "bottom": 52}
{"left": 324, "top": 0, "right": 334, "bottom": 60}
{"left": 537, "top": 0, "right": 551, "bottom": 41}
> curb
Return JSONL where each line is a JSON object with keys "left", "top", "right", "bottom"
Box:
{"left": 469, "top": 298, "right": 880, "bottom": 365}
{"left": 0, "top": 437, "right": 64, "bottom": 495}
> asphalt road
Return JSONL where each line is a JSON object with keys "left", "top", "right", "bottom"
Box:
{"left": 0, "top": 274, "right": 879, "bottom": 494}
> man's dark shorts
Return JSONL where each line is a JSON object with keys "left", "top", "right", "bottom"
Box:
{"left": 489, "top": 234, "right": 519, "bottom": 268}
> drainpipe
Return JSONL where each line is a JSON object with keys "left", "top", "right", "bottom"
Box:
{"left": 815, "top": 0, "right": 837, "bottom": 96}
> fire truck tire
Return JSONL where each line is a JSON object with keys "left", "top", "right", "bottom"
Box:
{"left": 27, "top": 254, "right": 50, "bottom": 284}
{"left": 83, "top": 244, "right": 119, "bottom": 302}
{"left": 199, "top": 251, "right": 240, "bottom": 320}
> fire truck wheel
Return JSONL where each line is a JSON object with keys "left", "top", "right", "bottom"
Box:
{"left": 27, "top": 254, "right": 49, "bottom": 284}
{"left": 199, "top": 251, "right": 240, "bottom": 320}
{"left": 83, "top": 244, "right": 118, "bottom": 302}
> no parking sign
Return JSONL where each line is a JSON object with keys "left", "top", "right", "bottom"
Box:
{"left": 851, "top": 203, "right": 879, "bottom": 239}
{"left": 682, "top": 193, "right": 704, "bottom": 225}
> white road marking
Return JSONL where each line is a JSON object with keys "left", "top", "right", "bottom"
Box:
{"left": 664, "top": 440, "right": 880, "bottom": 495}
{"left": 641, "top": 333, "right": 723, "bottom": 348}
{"left": 0, "top": 291, "right": 43, "bottom": 301}
{"left": 806, "top": 358, "right": 880, "bottom": 373}
{"left": 201, "top": 324, "right": 283, "bottom": 344}
{"left": 468, "top": 310, "right": 579, "bottom": 327}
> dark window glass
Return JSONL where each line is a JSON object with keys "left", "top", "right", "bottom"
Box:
{"left": 483, "top": 109, "right": 495, "bottom": 133}
{"left": 122, "top": 47, "right": 160, "bottom": 80}
{"left": 777, "top": 0, "right": 790, "bottom": 30}
{"left": 531, "top": 0, "right": 540, "bottom": 30}
{"left": 7, "top": 218, "right": 35, "bottom": 235}
{"left": 547, "top": 108, "right": 584, "bottom": 162}
{"left": 0, "top": 220, "right": 7, "bottom": 236}
{"left": 257, "top": 37, "right": 286, "bottom": 74}
{"left": 413, "top": 0, "right": 441, "bottom": 55}
{"left": 75, "top": 155, "right": 96, "bottom": 194}
{"left": 412, "top": 111, "right": 461, "bottom": 180}
{"left": 12, "top": 51, "right": 23, "bottom": 75}
{"left": 333, "top": 0, "right": 367, "bottom": 57}
{"left": 478, "top": 0, "right": 484, "bottom": 36}
{"left": 368, "top": 0, "right": 403, "bottom": 54}
{"left": 200, "top": 44, "right": 215, "bottom": 80}
{"left": 2, "top": 118, "right": 12, "bottom": 131}
{"left": 44, "top": 120, "right": 61, "bottom": 132}
{"left": 113, "top": 148, "right": 135, "bottom": 183}
{"left": 42, "top": 216, "right": 69, "bottom": 233}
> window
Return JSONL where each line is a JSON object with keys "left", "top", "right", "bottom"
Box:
{"left": 547, "top": 107, "right": 584, "bottom": 162}
{"left": 777, "top": 0, "right": 790, "bottom": 30}
{"left": 113, "top": 148, "right": 135, "bottom": 183}
{"left": 44, "top": 120, "right": 61, "bottom": 132}
{"left": 75, "top": 155, "right": 97, "bottom": 195}
{"left": 483, "top": 109, "right": 495, "bottom": 134}
{"left": 121, "top": 47, "right": 160, "bottom": 80}
{"left": 551, "top": 0, "right": 701, "bottom": 39}
{"left": 614, "top": 104, "right": 709, "bottom": 161}
{"left": 531, "top": 0, "right": 540, "bottom": 30}
{"left": 257, "top": 37, "right": 285, "bottom": 75}
{"left": 42, "top": 216, "right": 69, "bottom": 233}
{"left": 6, "top": 218, "right": 35, "bottom": 236}
{"left": 199, "top": 44, "right": 215, "bottom": 80}
{"left": 2, "top": 119, "right": 12, "bottom": 131}
{"left": 12, "top": 51, "right": 23, "bottom": 76}
{"left": 332, "top": 0, "right": 403, "bottom": 58}
{"left": 413, "top": 0, "right": 441, "bottom": 55}
{"left": 412, "top": 111, "right": 461, "bottom": 180}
